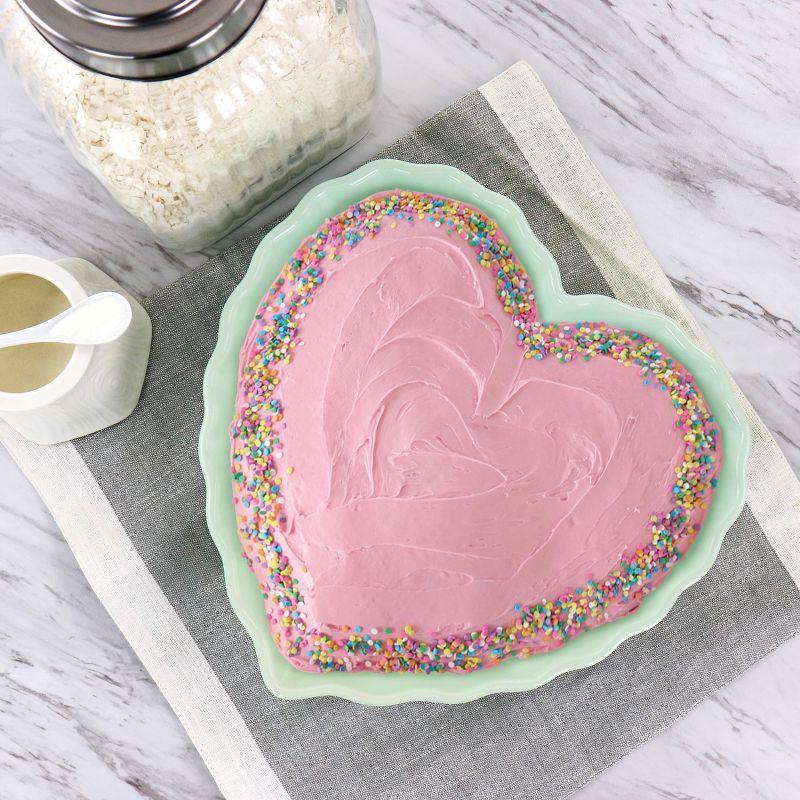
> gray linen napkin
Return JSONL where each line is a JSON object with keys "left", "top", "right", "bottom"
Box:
{"left": 3, "top": 61, "right": 800, "bottom": 800}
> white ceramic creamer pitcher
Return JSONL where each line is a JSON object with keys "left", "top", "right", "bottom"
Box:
{"left": 0, "top": 254, "right": 151, "bottom": 444}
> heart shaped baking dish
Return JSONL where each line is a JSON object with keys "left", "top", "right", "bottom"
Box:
{"left": 199, "top": 159, "right": 749, "bottom": 705}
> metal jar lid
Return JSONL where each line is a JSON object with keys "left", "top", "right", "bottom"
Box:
{"left": 15, "top": 0, "right": 267, "bottom": 80}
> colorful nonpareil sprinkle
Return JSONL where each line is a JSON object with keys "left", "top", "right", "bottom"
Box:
{"left": 230, "top": 190, "right": 720, "bottom": 674}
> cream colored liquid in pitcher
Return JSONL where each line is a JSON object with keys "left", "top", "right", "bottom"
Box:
{"left": 0, "top": 273, "right": 74, "bottom": 393}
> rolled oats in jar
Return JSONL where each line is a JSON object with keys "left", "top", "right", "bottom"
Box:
{"left": 0, "top": 0, "right": 380, "bottom": 250}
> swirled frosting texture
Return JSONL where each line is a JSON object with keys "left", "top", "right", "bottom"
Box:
{"left": 231, "top": 191, "right": 721, "bottom": 673}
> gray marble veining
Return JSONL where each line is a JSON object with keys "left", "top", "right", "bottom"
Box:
{"left": 1, "top": 1, "right": 799, "bottom": 798}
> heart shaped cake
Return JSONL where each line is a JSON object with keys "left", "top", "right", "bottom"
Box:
{"left": 231, "top": 190, "right": 721, "bottom": 674}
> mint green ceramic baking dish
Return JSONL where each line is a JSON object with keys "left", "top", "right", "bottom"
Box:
{"left": 199, "top": 159, "right": 749, "bottom": 706}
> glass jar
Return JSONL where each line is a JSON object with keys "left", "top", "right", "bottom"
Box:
{"left": 0, "top": 0, "right": 380, "bottom": 251}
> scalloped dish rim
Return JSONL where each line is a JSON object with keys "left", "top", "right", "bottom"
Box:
{"left": 199, "top": 159, "right": 749, "bottom": 706}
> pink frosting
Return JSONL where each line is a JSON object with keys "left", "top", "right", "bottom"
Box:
{"left": 246, "top": 223, "right": 687, "bottom": 642}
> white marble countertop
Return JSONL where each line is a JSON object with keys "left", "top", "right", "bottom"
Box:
{"left": 2, "top": 1, "right": 799, "bottom": 798}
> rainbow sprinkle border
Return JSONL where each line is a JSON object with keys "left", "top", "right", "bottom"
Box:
{"left": 230, "top": 190, "right": 720, "bottom": 674}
